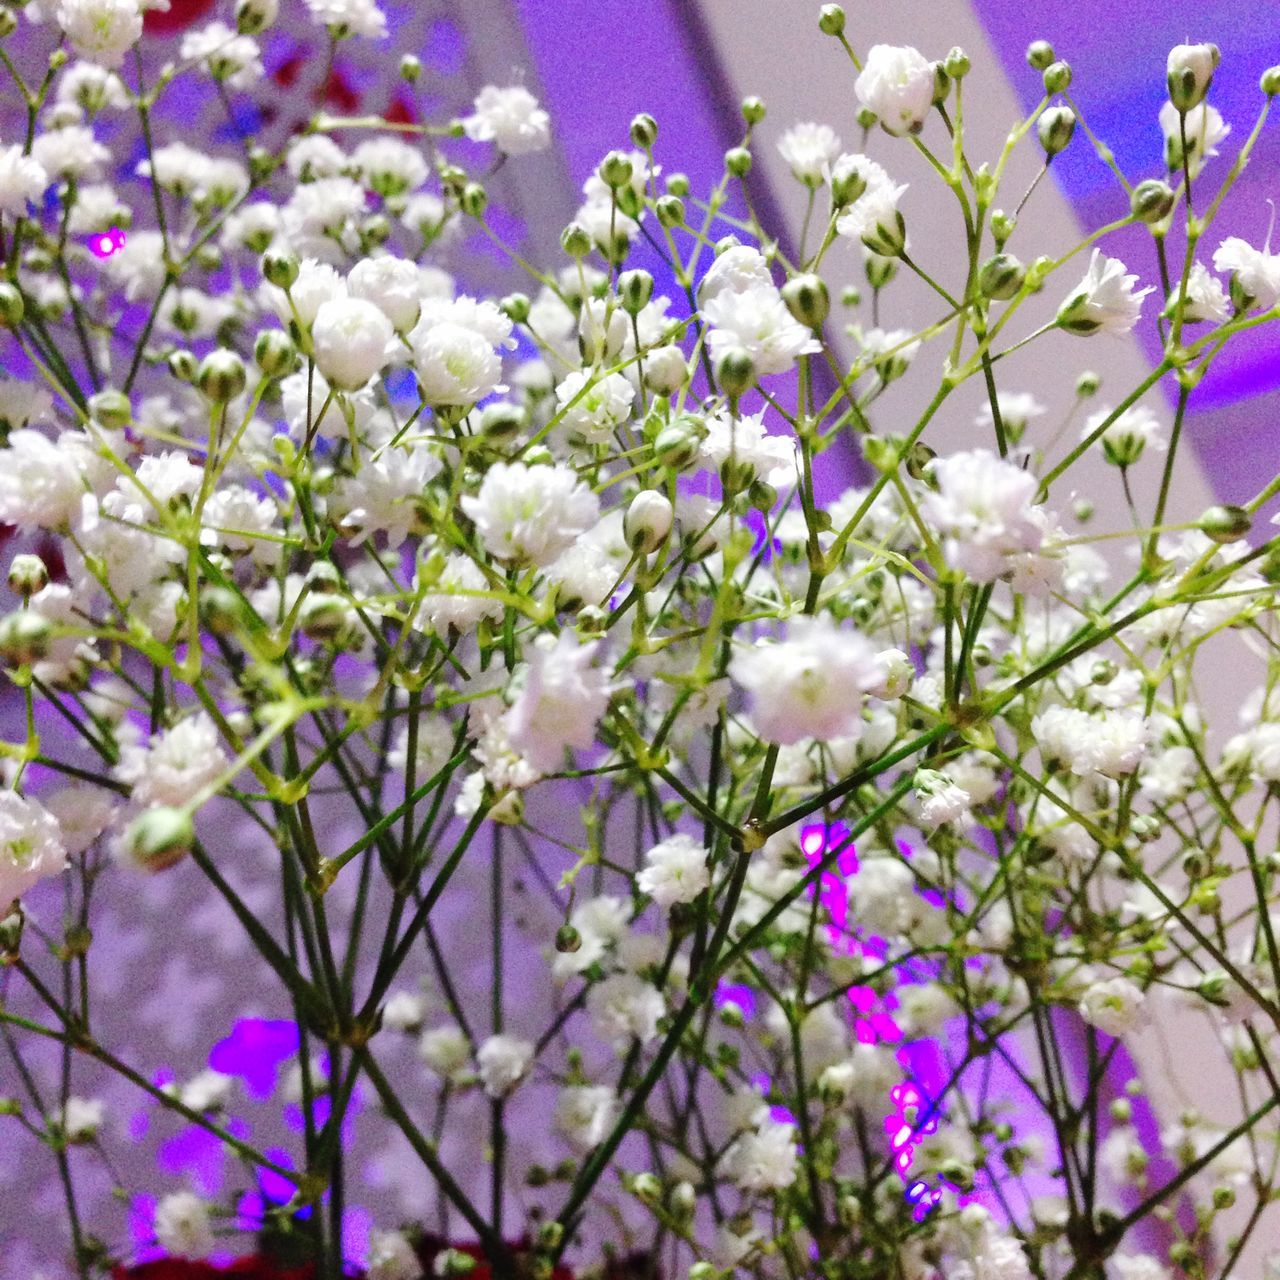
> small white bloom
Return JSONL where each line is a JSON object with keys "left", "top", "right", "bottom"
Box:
{"left": 1164, "top": 261, "right": 1230, "bottom": 324}
{"left": 719, "top": 1116, "right": 799, "bottom": 1191}
{"left": 476, "top": 1033, "right": 533, "bottom": 1097}
{"left": 348, "top": 255, "right": 424, "bottom": 332}
{"left": 366, "top": 1229, "right": 422, "bottom": 1280}
{"left": 0, "top": 146, "right": 48, "bottom": 217}
{"left": 304, "top": 0, "right": 386, "bottom": 39}
{"left": 382, "top": 991, "right": 426, "bottom": 1033}
{"left": 417, "top": 1024, "right": 470, "bottom": 1082}
{"left": 1159, "top": 101, "right": 1229, "bottom": 179}
{"left": 587, "top": 972, "right": 665, "bottom": 1048}
{"left": 180, "top": 22, "right": 264, "bottom": 88}
{"left": 1078, "top": 976, "right": 1146, "bottom": 1037}
{"left": 154, "top": 1191, "right": 214, "bottom": 1261}
{"left": 504, "top": 634, "right": 612, "bottom": 772}
{"left": 702, "top": 283, "right": 822, "bottom": 377}
{"left": 311, "top": 296, "right": 395, "bottom": 390}
{"left": 57, "top": 0, "right": 143, "bottom": 68}
{"left": 1083, "top": 403, "right": 1165, "bottom": 467}
{"left": 555, "top": 1084, "right": 618, "bottom": 1150}
{"left": 555, "top": 368, "right": 635, "bottom": 445}
{"left": 0, "top": 791, "right": 68, "bottom": 910}
{"left": 1167, "top": 42, "right": 1219, "bottom": 110}
{"left": 1212, "top": 236, "right": 1280, "bottom": 310}
{"left": 113, "top": 713, "right": 230, "bottom": 810}
{"left": 638, "top": 833, "right": 711, "bottom": 908}
{"left": 974, "top": 391, "right": 1045, "bottom": 437}
{"left": 855, "top": 44, "right": 936, "bottom": 136}
{"left": 1057, "top": 250, "right": 1153, "bottom": 335}
{"left": 462, "top": 85, "right": 551, "bottom": 155}
{"left": 58, "top": 1096, "right": 104, "bottom": 1140}
{"left": 914, "top": 769, "right": 972, "bottom": 826}
{"left": 351, "top": 137, "right": 429, "bottom": 198}
{"left": 461, "top": 461, "right": 600, "bottom": 566}
{"left": 777, "top": 122, "right": 842, "bottom": 184}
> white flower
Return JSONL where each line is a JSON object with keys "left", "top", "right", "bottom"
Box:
{"left": 347, "top": 255, "right": 424, "bottom": 332}
{"left": 32, "top": 125, "right": 109, "bottom": 180}
{"left": 381, "top": 991, "right": 425, "bottom": 1033}
{"left": 504, "top": 634, "right": 612, "bottom": 772}
{"left": 587, "top": 972, "right": 665, "bottom": 1048}
{"left": 177, "top": 1069, "right": 235, "bottom": 1113}
{"left": 1212, "top": 236, "right": 1280, "bottom": 310}
{"left": 1057, "top": 250, "right": 1153, "bottom": 335}
{"left": 58, "top": 1096, "right": 104, "bottom": 1140}
{"left": 555, "top": 1084, "right": 618, "bottom": 1150}
{"left": 462, "top": 85, "right": 551, "bottom": 156}
{"left": 351, "top": 137, "right": 429, "bottom": 197}
{"left": 0, "top": 429, "right": 96, "bottom": 530}
{"left": 855, "top": 44, "right": 936, "bottom": 136}
{"left": 922, "top": 450, "right": 1043, "bottom": 582}
{"left": 1083, "top": 403, "right": 1165, "bottom": 466}
{"left": 57, "top": 0, "right": 143, "bottom": 68}
{"left": 698, "top": 408, "right": 797, "bottom": 489}
{"left": 304, "top": 0, "right": 386, "bottom": 39}
{"left": 1164, "top": 261, "right": 1230, "bottom": 324}
{"left": 915, "top": 769, "right": 972, "bottom": 826}
{"left": 971, "top": 1234, "right": 1032, "bottom": 1280}
{"left": 1159, "top": 101, "right": 1229, "bottom": 179}
{"left": 113, "top": 713, "right": 230, "bottom": 809}
{"left": 699, "top": 245, "right": 775, "bottom": 302}
{"left": 408, "top": 310, "right": 507, "bottom": 406}
{"left": 311, "top": 297, "right": 395, "bottom": 390}
{"left": 418, "top": 554, "right": 503, "bottom": 634}
{"left": 974, "top": 391, "right": 1045, "bottom": 437}
{"left": 0, "top": 791, "right": 68, "bottom": 910}
{"left": 702, "top": 283, "right": 822, "bottom": 377}
{"left": 0, "top": 146, "right": 48, "bottom": 217}
{"left": 334, "top": 443, "right": 440, "bottom": 548}
{"left": 1033, "top": 706, "right": 1148, "bottom": 778}
{"left": 1111, "top": 1255, "right": 1171, "bottom": 1280}
{"left": 417, "top": 1024, "right": 470, "bottom": 1082}
{"left": 777, "top": 122, "right": 842, "bottom": 184}
{"left": 1078, "top": 976, "right": 1146, "bottom": 1037}
{"left": 366, "top": 1230, "right": 422, "bottom": 1280}
{"left": 476, "top": 1033, "right": 533, "bottom": 1097}
{"left": 180, "top": 22, "right": 264, "bottom": 88}
{"left": 719, "top": 1116, "right": 799, "bottom": 1191}
{"left": 154, "top": 1192, "right": 214, "bottom": 1261}
{"left": 638, "top": 833, "right": 711, "bottom": 908}
{"left": 556, "top": 369, "right": 635, "bottom": 444}
{"left": 730, "top": 615, "right": 881, "bottom": 745}
{"left": 461, "top": 461, "right": 600, "bottom": 566}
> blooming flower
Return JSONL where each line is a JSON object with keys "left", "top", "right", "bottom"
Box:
{"left": 1056, "top": 250, "right": 1153, "bottom": 335}
{"left": 310, "top": 296, "right": 395, "bottom": 390}
{"left": 462, "top": 85, "right": 551, "bottom": 155}
{"left": 0, "top": 146, "right": 48, "bottom": 217}
{"left": 730, "top": 615, "right": 881, "bottom": 745}
{"left": 1164, "top": 261, "right": 1230, "bottom": 324}
{"left": 1083, "top": 403, "right": 1165, "bottom": 466}
{"left": 504, "top": 634, "right": 612, "bottom": 772}
{"left": 476, "top": 1033, "right": 534, "bottom": 1097}
{"left": 1078, "top": 976, "right": 1147, "bottom": 1037}
{"left": 555, "top": 1084, "right": 619, "bottom": 1150}
{"left": 304, "top": 0, "right": 387, "bottom": 39}
{"left": 1159, "top": 101, "right": 1229, "bottom": 179}
{"left": 703, "top": 283, "right": 822, "bottom": 378}
{"left": 113, "top": 713, "right": 230, "bottom": 810}
{"left": 855, "top": 44, "right": 936, "bottom": 136}
{"left": 1212, "top": 236, "right": 1280, "bottom": 311}
{"left": 154, "top": 1192, "right": 214, "bottom": 1261}
{"left": 719, "top": 1116, "right": 799, "bottom": 1191}
{"left": 777, "top": 122, "right": 842, "bottom": 185}
{"left": 0, "top": 791, "right": 68, "bottom": 910}
{"left": 637, "top": 833, "right": 711, "bottom": 908}
{"left": 461, "top": 462, "right": 600, "bottom": 566}
{"left": 56, "top": 0, "right": 143, "bottom": 68}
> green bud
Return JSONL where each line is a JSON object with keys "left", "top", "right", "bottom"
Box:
{"left": 665, "top": 172, "right": 690, "bottom": 197}
{"left": 299, "top": 594, "right": 350, "bottom": 643}
{"left": 689, "top": 1265, "right": 717, "bottom": 1280}
{"left": 199, "top": 586, "right": 245, "bottom": 636}
{"left": 1110, "top": 1097, "right": 1133, "bottom": 1122}
{"left": 0, "top": 10, "right": 16, "bottom": 38}
{"left": 555, "top": 924, "right": 581, "bottom": 954}
{"left": 1212, "top": 1185, "right": 1236, "bottom": 1211}
{"left": 1262, "top": 66, "right": 1280, "bottom": 97}
{"left": 668, "top": 1181, "right": 696, "bottom": 1223}
{"left": 399, "top": 53, "right": 421, "bottom": 82}
{"left": 436, "top": 1249, "right": 478, "bottom": 1277}
{"left": 855, "top": 105, "right": 878, "bottom": 129}
{"left": 978, "top": 253, "right": 1026, "bottom": 301}
{"left": 197, "top": 350, "right": 247, "bottom": 403}
{"left": 990, "top": 210, "right": 1016, "bottom": 246}
{"left": 1076, "top": 371, "right": 1101, "bottom": 397}
{"left": 945, "top": 47, "right": 971, "bottom": 79}
{"left": 619, "top": 268, "right": 654, "bottom": 315}
{"left": 598, "top": 150, "right": 634, "bottom": 190}
{"left": 88, "top": 389, "right": 131, "bottom": 430}
{"left": 1026, "top": 40, "right": 1055, "bottom": 70}
{"left": 254, "top": 329, "right": 296, "bottom": 379}
{"left": 655, "top": 194, "right": 685, "bottom": 228}
{"left": 261, "top": 250, "right": 299, "bottom": 290}
{"left": 123, "top": 806, "right": 195, "bottom": 873}
{"left": 1167, "top": 43, "right": 1220, "bottom": 113}
{"left": 459, "top": 182, "right": 487, "bottom": 217}
{"left": 626, "top": 1172, "right": 663, "bottom": 1204}
{"left": 932, "top": 63, "right": 950, "bottom": 105}
{"left": 629, "top": 112, "right": 658, "bottom": 149}
{"left": 1130, "top": 177, "right": 1177, "bottom": 224}
{"left": 740, "top": 95, "right": 766, "bottom": 125}
{"left": 818, "top": 4, "right": 845, "bottom": 35}
{"left": 0, "top": 611, "right": 50, "bottom": 665}
{"left": 1197, "top": 504, "right": 1250, "bottom": 543}
{"left": 499, "top": 292, "right": 531, "bottom": 324}
{"left": 716, "top": 347, "right": 755, "bottom": 398}
{"left": 725, "top": 146, "right": 752, "bottom": 178}
{"left": 0, "top": 282, "right": 24, "bottom": 328}
{"left": 1042, "top": 60, "right": 1072, "bottom": 94}
{"left": 480, "top": 402, "right": 523, "bottom": 441}
{"left": 841, "top": 285, "right": 862, "bottom": 307}
{"left": 781, "top": 273, "right": 830, "bottom": 328}
{"left": 8, "top": 555, "right": 48, "bottom": 599}
{"left": 0, "top": 905, "right": 22, "bottom": 956}
{"left": 560, "top": 222, "right": 592, "bottom": 259}
{"left": 235, "top": 0, "right": 276, "bottom": 34}
{"left": 654, "top": 418, "right": 703, "bottom": 469}
{"left": 1037, "top": 106, "right": 1076, "bottom": 156}
{"left": 168, "top": 349, "right": 198, "bottom": 382}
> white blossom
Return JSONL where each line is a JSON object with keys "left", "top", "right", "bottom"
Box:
{"left": 0, "top": 791, "right": 68, "bottom": 910}
{"left": 476, "top": 1033, "right": 533, "bottom": 1097}
{"left": 462, "top": 85, "right": 551, "bottom": 155}
{"left": 855, "top": 44, "right": 936, "bottom": 136}
{"left": 154, "top": 1192, "right": 214, "bottom": 1261}
{"left": 1057, "top": 250, "right": 1153, "bottom": 335}
{"left": 461, "top": 462, "right": 600, "bottom": 566}
{"left": 637, "top": 833, "right": 711, "bottom": 908}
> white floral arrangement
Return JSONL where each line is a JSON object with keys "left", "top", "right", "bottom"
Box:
{"left": 0, "top": 2, "right": 1279, "bottom": 1279}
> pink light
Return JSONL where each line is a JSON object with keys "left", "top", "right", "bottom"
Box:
{"left": 88, "top": 226, "right": 126, "bottom": 259}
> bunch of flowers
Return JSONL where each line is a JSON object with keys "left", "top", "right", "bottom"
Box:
{"left": 0, "top": 3, "right": 1279, "bottom": 1279}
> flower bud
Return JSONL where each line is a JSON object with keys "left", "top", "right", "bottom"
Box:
{"left": 855, "top": 105, "right": 878, "bottom": 129}
{"left": 436, "top": 1248, "right": 478, "bottom": 1277}
{"left": 625, "top": 1172, "right": 663, "bottom": 1204}
{"left": 715, "top": 347, "right": 755, "bottom": 398}
{"left": 1026, "top": 40, "right": 1055, "bottom": 70}
{"left": 740, "top": 95, "right": 766, "bottom": 125}
{"left": 0, "top": 611, "right": 50, "bottom": 665}
{"left": 618, "top": 268, "right": 654, "bottom": 315}
{"left": 669, "top": 1181, "right": 696, "bottom": 1224}
{"left": 655, "top": 194, "right": 685, "bottom": 228}
{"left": 199, "top": 586, "right": 245, "bottom": 636}
{"left": 932, "top": 63, "right": 950, "bottom": 106}
{"left": 830, "top": 165, "right": 866, "bottom": 209}
{"left": 399, "top": 53, "right": 421, "bottom": 82}
{"left": 0, "top": 283, "right": 23, "bottom": 328}
{"left": 654, "top": 418, "right": 703, "bottom": 469}
{"left": 598, "top": 150, "right": 634, "bottom": 190}
{"left": 555, "top": 924, "right": 581, "bottom": 953}
{"left": 261, "top": 249, "right": 299, "bottom": 290}
{"left": 480, "top": 402, "right": 523, "bottom": 441}
{"left": 560, "top": 222, "right": 592, "bottom": 259}
{"left": 1212, "top": 1185, "right": 1236, "bottom": 1211}
{"left": 299, "top": 594, "right": 350, "bottom": 642}
{"left": 644, "top": 345, "right": 689, "bottom": 394}
{"left": 1074, "top": 497, "right": 1094, "bottom": 522}
{"left": 724, "top": 147, "right": 752, "bottom": 178}
{"left": 817, "top": 3, "right": 845, "bottom": 35}
{"left": 1262, "top": 66, "right": 1280, "bottom": 97}
{"left": 1130, "top": 178, "right": 1177, "bottom": 225}
{"left": 459, "top": 182, "right": 487, "bottom": 217}
{"left": 1167, "top": 43, "right": 1220, "bottom": 113}
{"left": 629, "top": 112, "right": 658, "bottom": 149}
{"left": 0, "top": 9, "right": 16, "bottom": 38}
{"left": 253, "top": 332, "right": 294, "bottom": 382}
{"left": 1037, "top": 106, "right": 1076, "bottom": 156}
{"left": 1042, "top": 60, "right": 1072, "bottom": 94}
{"left": 499, "top": 292, "right": 531, "bottom": 325}
{"left": 197, "top": 350, "right": 247, "bottom": 402}
{"left": 781, "top": 273, "right": 830, "bottom": 328}
{"left": 168, "top": 349, "right": 197, "bottom": 382}
{"left": 8, "top": 556, "right": 48, "bottom": 599}
{"left": 235, "top": 0, "right": 277, "bottom": 33}
{"left": 945, "top": 47, "right": 971, "bottom": 79}
{"left": 978, "top": 253, "right": 1025, "bottom": 301}
{"left": 718, "top": 999, "right": 745, "bottom": 1028}
{"left": 122, "top": 806, "right": 195, "bottom": 873}
{"left": 624, "top": 490, "right": 674, "bottom": 552}
{"left": 0, "top": 904, "right": 22, "bottom": 956}
{"left": 1197, "top": 504, "right": 1250, "bottom": 543}
{"left": 864, "top": 252, "right": 897, "bottom": 290}
{"left": 86, "top": 391, "right": 130, "bottom": 433}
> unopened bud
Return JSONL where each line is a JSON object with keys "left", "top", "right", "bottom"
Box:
{"left": 0, "top": 611, "right": 50, "bottom": 665}
{"left": 1027, "top": 40, "right": 1055, "bottom": 69}
{"left": 235, "top": 0, "right": 277, "bottom": 33}
{"left": 436, "top": 1248, "right": 478, "bottom": 1277}
{"left": 555, "top": 924, "right": 581, "bottom": 954}
{"left": 715, "top": 347, "right": 755, "bottom": 398}
{"left": 654, "top": 418, "right": 703, "bottom": 469}
{"left": 655, "top": 194, "right": 685, "bottom": 228}
{"left": 480, "top": 402, "right": 523, "bottom": 441}
{"left": 254, "top": 329, "right": 295, "bottom": 379}
{"left": 668, "top": 1181, "right": 696, "bottom": 1223}
{"left": 624, "top": 490, "right": 674, "bottom": 552}
{"left": 459, "top": 182, "right": 487, "bottom": 217}
{"left": 1037, "top": 106, "right": 1076, "bottom": 156}
{"left": 123, "top": 806, "right": 195, "bottom": 873}
{"left": 8, "top": 556, "right": 47, "bottom": 599}
{"left": 598, "top": 150, "right": 634, "bottom": 190}
{"left": 740, "top": 95, "right": 766, "bottom": 125}
{"left": 978, "top": 253, "right": 1025, "bottom": 301}
{"left": 299, "top": 594, "right": 350, "bottom": 642}
{"left": 499, "top": 292, "right": 530, "bottom": 324}
{"left": 818, "top": 4, "right": 845, "bottom": 35}
{"left": 619, "top": 268, "right": 654, "bottom": 315}
{"left": 781, "top": 273, "right": 830, "bottom": 328}
{"left": 1130, "top": 178, "right": 1176, "bottom": 225}
{"left": 197, "top": 350, "right": 247, "bottom": 402}
{"left": 1042, "top": 60, "right": 1072, "bottom": 94}
{"left": 630, "top": 112, "right": 658, "bottom": 149}
{"left": 1262, "top": 66, "right": 1280, "bottom": 97}
{"left": 261, "top": 249, "right": 299, "bottom": 290}
{"left": 725, "top": 147, "right": 752, "bottom": 178}
{"left": 1167, "top": 43, "right": 1220, "bottom": 113}
{"left": 399, "top": 53, "right": 421, "bottom": 82}
{"left": 88, "top": 389, "right": 131, "bottom": 430}
{"left": 0, "top": 283, "right": 24, "bottom": 328}
{"left": 560, "top": 222, "right": 592, "bottom": 259}
{"left": 626, "top": 1172, "right": 663, "bottom": 1204}
{"left": 1197, "top": 504, "right": 1250, "bottom": 543}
